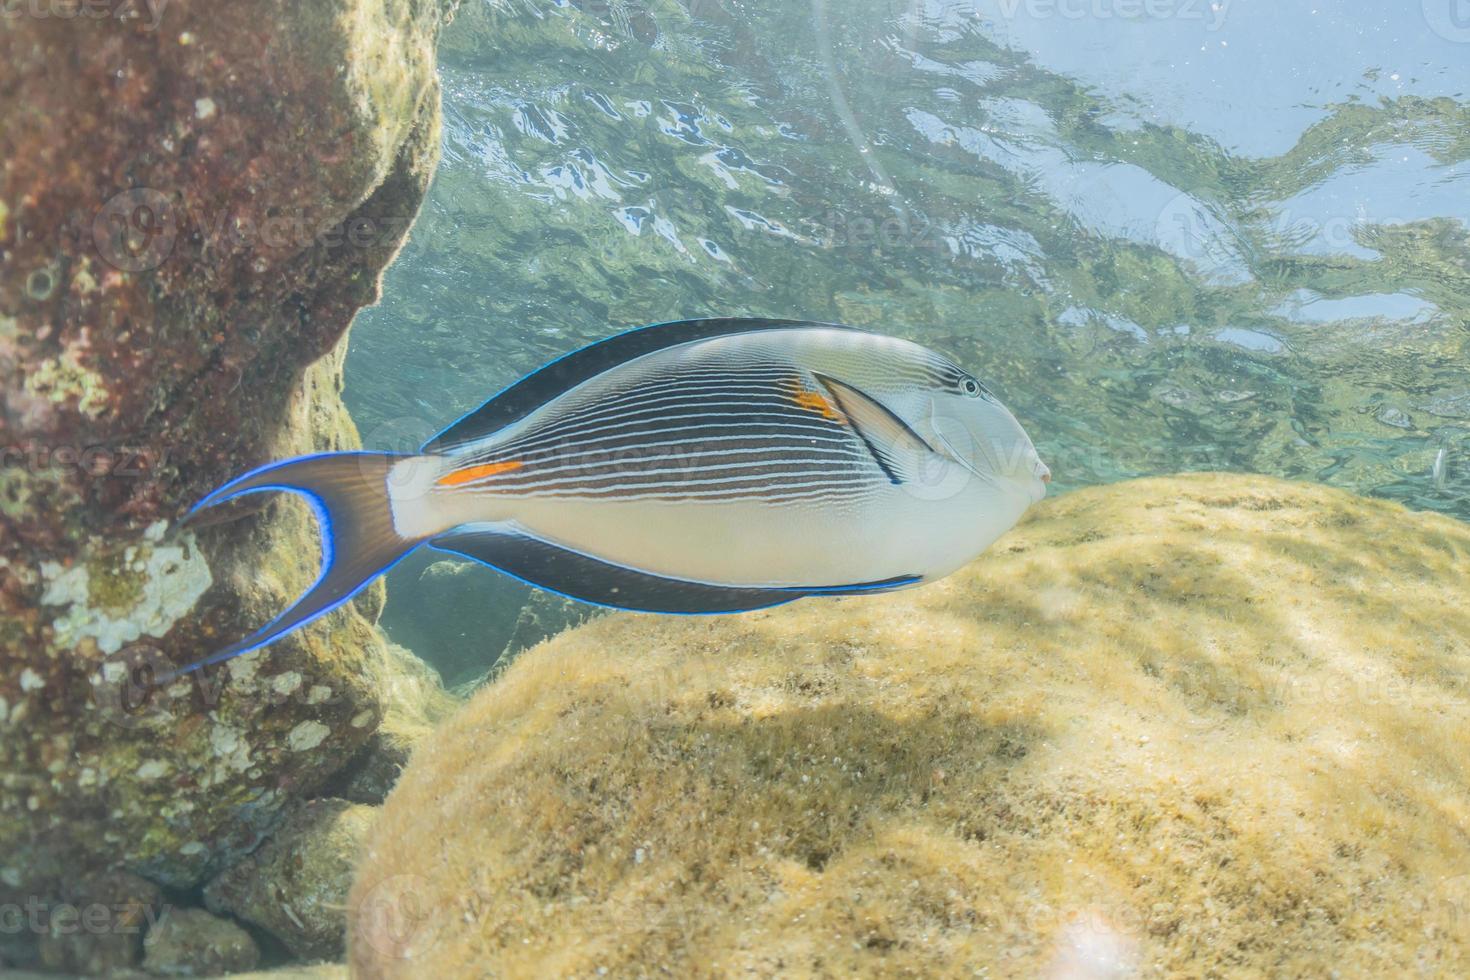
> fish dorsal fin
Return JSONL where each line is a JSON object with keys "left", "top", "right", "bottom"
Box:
{"left": 423, "top": 317, "right": 854, "bottom": 453}
{"left": 813, "top": 372, "right": 938, "bottom": 485}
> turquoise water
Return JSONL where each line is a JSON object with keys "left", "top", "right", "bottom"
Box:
{"left": 345, "top": 0, "right": 1469, "bottom": 679}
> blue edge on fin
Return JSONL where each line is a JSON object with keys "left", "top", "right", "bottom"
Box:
{"left": 169, "top": 456, "right": 918, "bottom": 681}
{"left": 431, "top": 540, "right": 921, "bottom": 615}
{"left": 172, "top": 315, "right": 916, "bottom": 679}
{"left": 162, "top": 454, "right": 418, "bottom": 683}
{"left": 428, "top": 524, "right": 924, "bottom": 617}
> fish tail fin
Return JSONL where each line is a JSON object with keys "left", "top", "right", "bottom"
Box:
{"left": 163, "top": 452, "right": 427, "bottom": 682}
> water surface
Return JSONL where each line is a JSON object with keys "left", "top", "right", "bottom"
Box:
{"left": 344, "top": 0, "right": 1469, "bottom": 674}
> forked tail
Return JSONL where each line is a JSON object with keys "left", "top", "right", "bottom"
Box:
{"left": 162, "top": 452, "right": 426, "bottom": 682}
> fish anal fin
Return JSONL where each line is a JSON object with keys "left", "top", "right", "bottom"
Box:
{"left": 429, "top": 525, "right": 922, "bottom": 614}
{"left": 430, "top": 525, "right": 801, "bottom": 614}
{"left": 812, "top": 373, "right": 938, "bottom": 485}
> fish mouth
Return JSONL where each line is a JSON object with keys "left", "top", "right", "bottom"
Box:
{"left": 1030, "top": 460, "right": 1051, "bottom": 502}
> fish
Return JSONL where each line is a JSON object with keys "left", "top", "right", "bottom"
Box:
{"left": 170, "top": 318, "right": 1050, "bottom": 678}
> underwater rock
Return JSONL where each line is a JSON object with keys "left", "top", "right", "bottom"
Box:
{"left": 324, "top": 644, "right": 461, "bottom": 805}
{"left": 142, "top": 907, "right": 260, "bottom": 977}
{"left": 0, "top": 933, "right": 39, "bottom": 973}
{"left": 385, "top": 558, "right": 602, "bottom": 690}
{"left": 0, "top": 0, "right": 455, "bottom": 900}
{"left": 383, "top": 559, "right": 525, "bottom": 686}
{"left": 348, "top": 474, "right": 1470, "bottom": 977}
{"left": 381, "top": 559, "right": 595, "bottom": 688}
{"left": 33, "top": 871, "right": 164, "bottom": 975}
{"left": 206, "top": 799, "right": 377, "bottom": 960}
{"left": 224, "top": 966, "right": 347, "bottom": 980}
{"left": 495, "top": 590, "right": 602, "bottom": 677}
{"left": 232, "top": 969, "right": 347, "bottom": 980}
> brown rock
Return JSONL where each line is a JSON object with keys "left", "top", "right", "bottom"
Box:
{"left": 33, "top": 872, "right": 165, "bottom": 975}
{"left": 206, "top": 798, "right": 377, "bottom": 960}
{"left": 0, "top": 0, "right": 457, "bottom": 899}
{"left": 142, "top": 906, "right": 259, "bottom": 976}
{"left": 325, "top": 642, "right": 461, "bottom": 804}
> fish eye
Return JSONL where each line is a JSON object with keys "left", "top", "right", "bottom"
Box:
{"left": 960, "top": 377, "right": 983, "bottom": 398}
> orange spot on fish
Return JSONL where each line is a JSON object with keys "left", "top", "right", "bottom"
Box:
{"left": 793, "top": 390, "right": 840, "bottom": 420}
{"left": 437, "top": 459, "right": 524, "bottom": 487}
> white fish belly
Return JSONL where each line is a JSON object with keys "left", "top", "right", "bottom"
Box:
{"left": 492, "top": 483, "right": 1015, "bottom": 588}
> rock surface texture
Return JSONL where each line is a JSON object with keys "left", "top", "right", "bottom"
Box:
{"left": 349, "top": 475, "right": 1470, "bottom": 977}
{"left": 0, "top": 0, "right": 454, "bottom": 899}
{"left": 206, "top": 798, "right": 377, "bottom": 960}
{"left": 141, "top": 906, "right": 260, "bottom": 976}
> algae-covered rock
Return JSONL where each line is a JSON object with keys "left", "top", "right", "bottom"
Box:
{"left": 0, "top": 0, "right": 455, "bottom": 900}
{"left": 207, "top": 799, "right": 378, "bottom": 960}
{"left": 325, "top": 643, "right": 461, "bottom": 804}
{"left": 380, "top": 559, "right": 597, "bottom": 688}
{"left": 349, "top": 474, "right": 1470, "bottom": 977}
{"left": 32, "top": 871, "right": 164, "bottom": 976}
{"left": 225, "top": 965, "right": 347, "bottom": 980}
{"left": 142, "top": 907, "right": 260, "bottom": 977}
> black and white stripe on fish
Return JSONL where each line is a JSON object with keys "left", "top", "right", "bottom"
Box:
{"left": 164, "top": 318, "right": 1049, "bottom": 681}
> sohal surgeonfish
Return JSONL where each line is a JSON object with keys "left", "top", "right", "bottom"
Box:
{"left": 173, "top": 318, "right": 1049, "bottom": 677}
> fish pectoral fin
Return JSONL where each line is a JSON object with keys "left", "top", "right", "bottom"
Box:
{"left": 812, "top": 372, "right": 939, "bottom": 485}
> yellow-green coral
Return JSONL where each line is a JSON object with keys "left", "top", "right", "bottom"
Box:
{"left": 24, "top": 348, "right": 110, "bottom": 418}
{"left": 350, "top": 473, "right": 1470, "bottom": 978}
